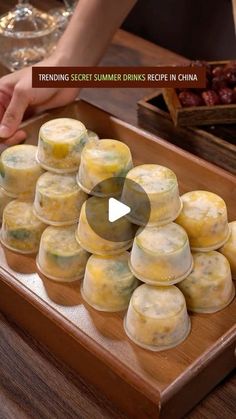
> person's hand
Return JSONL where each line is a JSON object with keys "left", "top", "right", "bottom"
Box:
{"left": 0, "top": 0, "right": 137, "bottom": 148}
{"left": 0, "top": 54, "right": 80, "bottom": 147}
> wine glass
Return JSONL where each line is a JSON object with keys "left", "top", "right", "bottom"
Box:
{"left": 49, "top": 0, "right": 77, "bottom": 31}
{"left": 0, "top": 0, "right": 59, "bottom": 71}
{"left": 63, "top": 0, "right": 78, "bottom": 14}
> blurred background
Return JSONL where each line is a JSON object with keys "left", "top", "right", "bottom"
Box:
{"left": 0, "top": 0, "right": 235, "bottom": 72}
{"left": 123, "top": 0, "right": 236, "bottom": 60}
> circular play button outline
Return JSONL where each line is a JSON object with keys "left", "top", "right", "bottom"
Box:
{"left": 108, "top": 197, "right": 131, "bottom": 222}
{"left": 84, "top": 177, "right": 151, "bottom": 243}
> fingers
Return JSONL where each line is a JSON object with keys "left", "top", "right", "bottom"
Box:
{"left": 0, "top": 68, "right": 26, "bottom": 94}
{"left": 0, "top": 69, "right": 30, "bottom": 143}
{"left": 0, "top": 104, "right": 6, "bottom": 122}
{"left": 0, "top": 72, "right": 23, "bottom": 122}
{"left": 0, "top": 91, "right": 11, "bottom": 121}
{"left": 34, "top": 87, "right": 79, "bottom": 114}
{"left": 0, "top": 130, "right": 26, "bottom": 153}
{"left": 0, "top": 85, "right": 29, "bottom": 139}
{"left": 0, "top": 91, "right": 11, "bottom": 109}
{"left": 4, "top": 130, "right": 27, "bottom": 146}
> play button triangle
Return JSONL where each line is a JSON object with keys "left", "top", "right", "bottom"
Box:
{"left": 108, "top": 198, "right": 131, "bottom": 223}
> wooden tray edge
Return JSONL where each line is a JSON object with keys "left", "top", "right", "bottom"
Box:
{"left": 0, "top": 274, "right": 158, "bottom": 419}
{"left": 0, "top": 100, "right": 235, "bottom": 418}
{"left": 138, "top": 91, "right": 236, "bottom": 153}
{"left": 0, "top": 265, "right": 160, "bottom": 404}
{"left": 113, "top": 109, "right": 236, "bottom": 185}
{"left": 1, "top": 269, "right": 235, "bottom": 419}
{"left": 161, "top": 60, "right": 236, "bottom": 127}
{"left": 22, "top": 100, "right": 236, "bottom": 185}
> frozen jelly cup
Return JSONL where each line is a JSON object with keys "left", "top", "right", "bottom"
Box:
{"left": 34, "top": 172, "right": 87, "bottom": 226}
{"left": 37, "top": 118, "right": 88, "bottom": 173}
{"left": 124, "top": 284, "right": 191, "bottom": 351}
{"left": 130, "top": 222, "right": 193, "bottom": 285}
{"left": 219, "top": 221, "right": 236, "bottom": 280}
{"left": 121, "top": 164, "right": 182, "bottom": 226}
{"left": 87, "top": 130, "right": 99, "bottom": 142}
{"left": 77, "top": 139, "right": 133, "bottom": 196}
{"left": 81, "top": 252, "right": 139, "bottom": 311}
{"left": 0, "top": 186, "right": 14, "bottom": 222}
{"left": 176, "top": 190, "right": 230, "bottom": 251}
{"left": 1, "top": 200, "right": 46, "bottom": 254}
{"left": 76, "top": 197, "right": 134, "bottom": 255}
{"left": 37, "top": 225, "right": 89, "bottom": 282}
{"left": 0, "top": 144, "right": 44, "bottom": 197}
{"left": 178, "top": 251, "right": 235, "bottom": 313}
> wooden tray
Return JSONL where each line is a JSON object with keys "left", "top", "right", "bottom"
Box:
{"left": 0, "top": 101, "right": 235, "bottom": 419}
{"left": 163, "top": 61, "right": 236, "bottom": 127}
{"left": 138, "top": 90, "right": 236, "bottom": 175}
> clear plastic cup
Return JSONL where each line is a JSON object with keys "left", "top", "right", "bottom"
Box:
{"left": 176, "top": 191, "right": 230, "bottom": 251}
{"left": 37, "top": 118, "right": 88, "bottom": 173}
{"left": 76, "top": 197, "right": 134, "bottom": 255}
{"left": 124, "top": 284, "right": 191, "bottom": 351}
{"left": 219, "top": 221, "right": 236, "bottom": 280}
{"left": 77, "top": 139, "right": 133, "bottom": 196}
{"left": 121, "top": 164, "right": 182, "bottom": 226}
{"left": 37, "top": 225, "right": 89, "bottom": 282}
{"left": 0, "top": 145, "right": 44, "bottom": 197}
{"left": 87, "top": 130, "right": 99, "bottom": 142}
{"left": 129, "top": 223, "right": 193, "bottom": 285}
{"left": 1, "top": 200, "right": 46, "bottom": 254}
{"left": 0, "top": 186, "right": 14, "bottom": 222}
{"left": 81, "top": 252, "right": 139, "bottom": 311}
{"left": 178, "top": 251, "right": 235, "bottom": 313}
{"left": 34, "top": 172, "right": 87, "bottom": 226}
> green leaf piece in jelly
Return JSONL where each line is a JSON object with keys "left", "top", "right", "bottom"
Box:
{"left": 9, "top": 229, "right": 31, "bottom": 240}
{"left": 0, "top": 161, "right": 5, "bottom": 178}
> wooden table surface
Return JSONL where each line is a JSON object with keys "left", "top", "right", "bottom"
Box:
{"left": 0, "top": 2, "right": 235, "bottom": 419}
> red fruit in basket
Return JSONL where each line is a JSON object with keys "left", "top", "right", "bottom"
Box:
{"left": 191, "top": 60, "right": 211, "bottom": 79}
{"left": 178, "top": 91, "right": 203, "bottom": 107}
{"left": 224, "top": 65, "right": 236, "bottom": 84}
{"left": 201, "top": 61, "right": 211, "bottom": 75}
{"left": 201, "top": 90, "right": 220, "bottom": 106}
{"left": 212, "top": 66, "right": 224, "bottom": 77}
{"left": 211, "top": 76, "right": 227, "bottom": 91}
{"left": 218, "top": 87, "right": 234, "bottom": 104}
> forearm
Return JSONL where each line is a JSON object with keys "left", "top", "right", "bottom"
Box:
{"left": 55, "top": 0, "right": 137, "bottom": 66}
